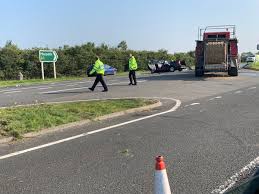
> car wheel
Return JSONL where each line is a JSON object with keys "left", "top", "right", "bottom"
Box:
{"left": 169, "top": 67, "right": 175, "bottom": 72}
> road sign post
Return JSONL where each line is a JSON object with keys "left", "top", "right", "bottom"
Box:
{"left": 257, "top": 44, "right": 259, "bottom": 50}
{"left": 41, "top": 62, "right": 45, "bottom": 80}
{"left": 53, "top": 62, "right": 57, "bottom": 79}
{"left": 39, "top": 50, "right": 58, "bottom": 80}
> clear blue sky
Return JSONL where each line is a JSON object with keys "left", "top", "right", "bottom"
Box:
{"left": 0, "top": 0, "right": 258, "bottom": 53}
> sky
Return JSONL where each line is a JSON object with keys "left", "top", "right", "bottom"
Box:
{"left": 0, "top": 0, "right": 258, "bottom": 53}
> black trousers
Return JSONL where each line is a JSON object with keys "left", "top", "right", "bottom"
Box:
{"left": 91, "top": 74, "right": 108, "bottom": 91}
{"left": 129, "top": 70, "right": 137, "bottom": 85}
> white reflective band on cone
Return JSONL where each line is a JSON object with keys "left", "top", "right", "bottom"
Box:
{"left": 155, "top": 169, "right": 172, "bottom": 194}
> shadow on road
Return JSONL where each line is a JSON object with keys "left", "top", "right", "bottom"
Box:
{"left": 140, "top": 71, "right": 232, "bottom": 82}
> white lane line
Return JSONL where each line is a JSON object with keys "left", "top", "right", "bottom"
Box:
{"left": 190, "top": 103, "right": 200, "bottom": 106}
{"left": 0, "top": 81, "right": 91, "bottom": 93}
{"left": 65, "top": 84, "right": 77, "bottom": 87}
{"left": 0, "top": 97, "right": 181, "bottom": 160}
{"left": 37, "top": 87, "right": 53, "bottom": 90}
{"left": 41, "top": 86, "right": 92, "bottom": 94}
{"left": 234, "top": 90, "right": 243, "bottom": 94}
{"left": 108, "top": 80, "right": 146, "bottom": 86}
{"left": 75, "top": 81, "right": 92, "bottom": 84}
{"left": 212, "top": 156, "right": 259, "bottom": 194}
{"left": 41, "top": 80, "right": 147, "bottom": 94}
{"left": 0, "top": 88, "right": 25, "bottom": 93}
{"left": 215, "top": 96, "right": 222, "bottom": 99}
{"left": 209, "top": 96, "right": 223, "bottom": 101}
{"left": 0, "top": 86, "right": 48, "bottom": 93}
{"left": 4, "top": 91, "right": 22, "bottom": 94}
{"left": 1, "top": 86, "right": 53, "bottom": 93}
{"left": 248, "top": 86, "right": 256, "bottom": 90}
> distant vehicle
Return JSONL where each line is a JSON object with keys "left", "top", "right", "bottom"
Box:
{"left": 147, "top": 60, "right": 187, "bottom": 73}
{"left": 246, "top": 56, "right": 256, "bottom": 63}
{"left": 87, "top": 64, "right": 117, "bottom": 77}
{"left": 195, "top": 25, "right": 239, "bottom": 76}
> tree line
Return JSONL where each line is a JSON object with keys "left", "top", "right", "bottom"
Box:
{"left": 0, "top": 41, "right": 195, "bottom": 80}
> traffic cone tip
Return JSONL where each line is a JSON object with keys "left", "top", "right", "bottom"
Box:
{"left": 156, "top": 156, "right": 166, "bottom": 170}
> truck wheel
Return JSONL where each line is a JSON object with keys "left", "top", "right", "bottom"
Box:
{"left": 228, "top": 67, "right": 238, "bottom": 76}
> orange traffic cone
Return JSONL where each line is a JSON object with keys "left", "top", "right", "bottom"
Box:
{"left": 154, "top": 156, "right": 172, "bottom": 194}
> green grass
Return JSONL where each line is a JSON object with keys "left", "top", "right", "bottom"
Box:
{"left": 251, "top": 61, "right": 259, "bottom": 70}
{"left": 0, "top": 76, "right": 85, "bottom": 88}
{"left": 0, "top": 99, "right": 155, "bottom": 138}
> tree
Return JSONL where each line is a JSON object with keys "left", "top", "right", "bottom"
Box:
{"left": 117, "top": 41, "right": 128, "bottom": 51}
{"left": 0, "top": 41, "right": 24, "bottom": 79}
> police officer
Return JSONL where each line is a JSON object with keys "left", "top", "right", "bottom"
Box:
{"left": 88, "top": 56, "right": 108, "bottom": 92}
{"left": 128, "top": 54, "right": 138, "bottom": 85}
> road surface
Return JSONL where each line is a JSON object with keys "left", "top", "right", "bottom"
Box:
{"left": 0, "top": 69, "right": 258, "bottom": 193}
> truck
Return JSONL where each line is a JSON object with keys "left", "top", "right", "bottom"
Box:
{"left": 195, "top": 25, "right": 239, "bottom": 77}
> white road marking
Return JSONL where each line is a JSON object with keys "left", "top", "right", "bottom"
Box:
{"left": 1, "top": 86, "right": 53, "bottom": 93}
{"left": 108, "top": 80, "right": 146, "bottom": 86}
{"left": 209, "top": 96, "right": 223, "bottom": 101}
{"left": 248, "top": 86, "right": 256, "bottom": 90}
{"left": 0, "top": 86, "right": 48, "bottom": 93}
{"left": 215, "top": 96, "right": 222, "bottom": 99}
{"left": 37, "top": 87, "right": 53, "bottom": 90}
{"left": 65, "top": 84, "right": 77, "bottom": 87}
{"left": 41, "top": 86, "right": 91, "bottom": 94}
{"left": 0, "top": 97, "right": 181, "bottom": 160}
{"left": 76, "top": 81, "right": 91, "bottom": 84}
{"left": 190, "top": 103, "right": 200, "bottom": 106}
{"left": 0, "top": 81, "right": 91, "bottom": 93}
{"left": 0, "top": 88, "right": 24, "bottom": 93}
{"left": 212, "top": 156, "right": 259, "bottom": 193}
{"left": 4, "top": 91, "right": 22, "bottom": 94}
{"left": 41, "top": 80, "right": 147, "bottom": 94}
{"left": 234, "top": 90, "right": 243, "bottom": 94}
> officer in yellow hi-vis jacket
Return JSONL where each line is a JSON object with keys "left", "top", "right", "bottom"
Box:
{"left": 89, "top": 56, "right": 108, "bottom": 92}
{"left": 128, "top": 54, "right": 138, "bottom": 85}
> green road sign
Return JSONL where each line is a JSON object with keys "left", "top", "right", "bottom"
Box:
{"left": 39, "top": 50, "right": 58, "bottom": 62}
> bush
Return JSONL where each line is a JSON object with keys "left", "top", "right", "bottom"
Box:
{"left": 0, "top": 41, "right": 195, "bottom": 80}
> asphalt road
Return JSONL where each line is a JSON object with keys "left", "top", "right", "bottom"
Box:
{"left": 0, "top": 69, "right": 259, "bottom": 193}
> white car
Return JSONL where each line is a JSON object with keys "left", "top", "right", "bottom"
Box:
{"left": 246, "top": 56, "right": 256, "bottom": 62}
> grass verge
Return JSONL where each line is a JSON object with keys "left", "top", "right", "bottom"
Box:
{"left": 0, "top": 99, "right": 155, "bottom": 138}
{"left": 0, "top": 76, "right": 85, "bottom": 88}
{"left": 251, "top": 61, "right": 259, "bottom": 70}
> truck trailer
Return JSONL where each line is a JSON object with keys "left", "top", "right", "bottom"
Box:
{"left": 195, "top": 25, "right": 239, "bottom": 77}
